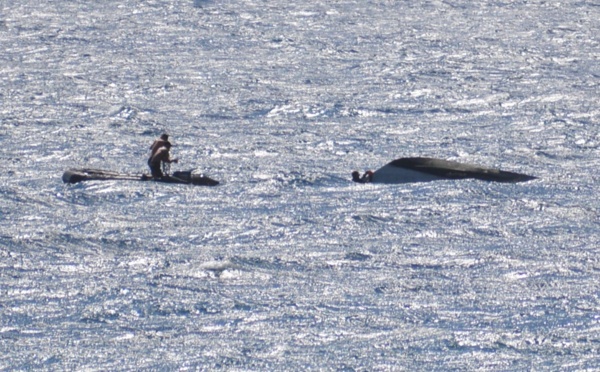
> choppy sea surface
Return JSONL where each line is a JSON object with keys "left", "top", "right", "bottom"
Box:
{"left": 2, "top": 0, "right": 600, "bottom": 370}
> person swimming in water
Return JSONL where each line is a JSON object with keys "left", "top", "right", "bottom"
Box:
{"left": 351, "top": 170, "right": 373, "bottom": 183}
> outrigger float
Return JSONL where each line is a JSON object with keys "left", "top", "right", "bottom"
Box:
{"left": 62, "top": 168, "right": 219, "bottom": 186}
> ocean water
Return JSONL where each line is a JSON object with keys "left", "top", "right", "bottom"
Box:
{"left": 1, "top": 0, "right": 600, "bottom": 370}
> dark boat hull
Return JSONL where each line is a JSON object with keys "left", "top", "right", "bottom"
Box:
{"left": 354, "top": 157, "right": 537, "bottom": 184}
{"left": 63, "top": 168, "right": 219, "bottom": 186}
{"left": 384, "top": 157, "right": 537, "bottom": 183}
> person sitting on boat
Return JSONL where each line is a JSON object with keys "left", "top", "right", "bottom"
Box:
{"left": 147, "top": 133, "right": 172, "bottom": 176}
{"left": 148, "top": 142, "right": 178, "bottom": 179}
{"left": 149, "top": 133, "right": 170, "bottom": 158}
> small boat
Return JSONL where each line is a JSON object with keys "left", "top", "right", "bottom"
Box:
{"left": 352, "top": 157, "right": 536, "bottom": 184}
{"left": 63, "top": 168, "right": 219, "bottom": 186}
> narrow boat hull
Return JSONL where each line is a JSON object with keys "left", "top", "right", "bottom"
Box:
{"left": 354, "top": 157, "right": 537, "bottom": 184}
{"left": 63, "top": 168, "right": 219, "bottom": 186}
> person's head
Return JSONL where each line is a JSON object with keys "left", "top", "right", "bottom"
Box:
{"left": 352, "top": 171, "right": 361, "bottom": 182}
{"left": 164, "top": 141, "right": 172, "bottom": 149}
{"left": 160, "top": 133, "right": 169, "bottom": 141}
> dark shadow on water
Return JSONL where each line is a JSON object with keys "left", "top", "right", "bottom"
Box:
{"left": 193, "top": 0, "right": 213, "bottom": 8}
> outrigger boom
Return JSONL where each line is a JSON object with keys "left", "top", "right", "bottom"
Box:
{"left": 62, "top": 168, "right": 219, "bottom": 186}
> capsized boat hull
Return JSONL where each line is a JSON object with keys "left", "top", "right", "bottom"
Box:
{"left": 62, "top": 168, "right": 219, "bottom": 186}
{"left": 354, "top": 157, "right": 537, "bottom": 184}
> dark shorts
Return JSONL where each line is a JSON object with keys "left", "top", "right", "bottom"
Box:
{"left": 148, "top": 159, "right": 163, "bottom": 178}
